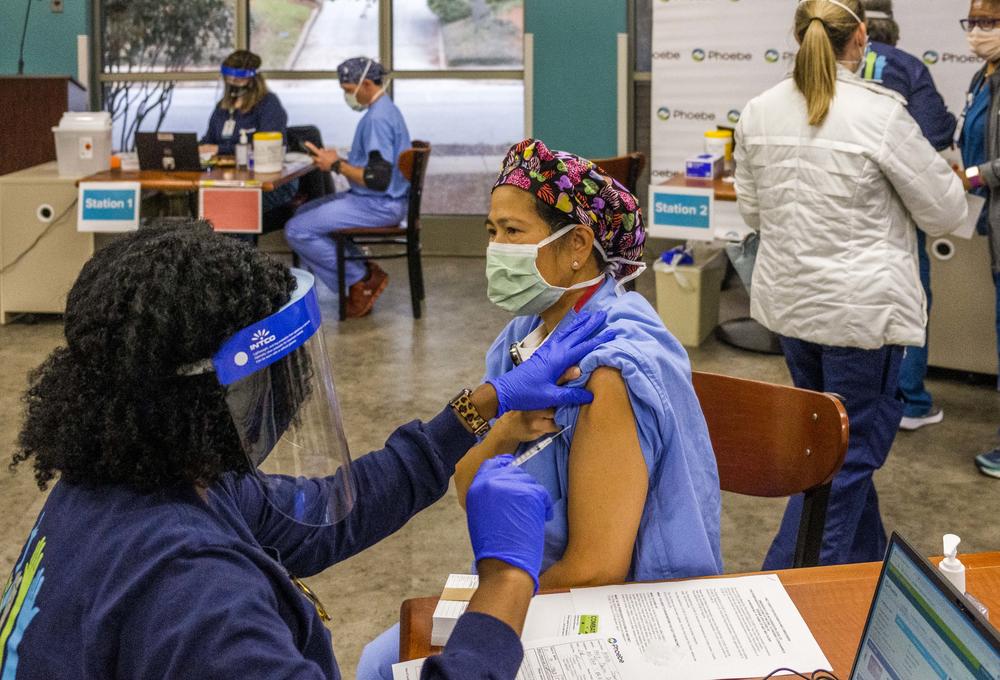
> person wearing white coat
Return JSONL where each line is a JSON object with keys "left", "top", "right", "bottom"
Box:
{"left": 735, "top": 0, "right": 967, "bottom": 569}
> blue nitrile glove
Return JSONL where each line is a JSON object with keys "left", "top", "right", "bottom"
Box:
{"left": 487, "top": 310, "right": 616, "bottom": 417}
{"left": 466, "top": 455, "right": 554, "bottom": 592}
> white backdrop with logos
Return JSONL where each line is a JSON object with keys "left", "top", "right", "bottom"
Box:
{"left": 650, "top": 0, "right": 982, "bottom": 182}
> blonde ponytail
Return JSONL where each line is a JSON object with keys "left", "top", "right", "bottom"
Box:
{"left": 793, "top": 0, "right": 865, "bottom": 127}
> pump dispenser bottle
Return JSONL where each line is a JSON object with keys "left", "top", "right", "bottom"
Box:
{"left": 939, "top": 533, "right": 966, "bottom": 594}
{"left": 235, "top": 130, "right": 250, "bottom": 169}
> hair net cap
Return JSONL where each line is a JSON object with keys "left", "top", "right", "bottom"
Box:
{"left": 493, "top": 139, "right": 646, "bottom": 279}
{"left": 337, "top": 57, "right": 386, "bottom": 84}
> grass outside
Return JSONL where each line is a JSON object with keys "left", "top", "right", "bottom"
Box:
{"left": 250, "top": 0, "right": 319, "bottom": 68}
{"left": 440, "top": 0, "right": 523, "bottom": 68}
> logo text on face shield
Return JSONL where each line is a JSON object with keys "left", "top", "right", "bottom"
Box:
{"left": 250, "top": 328, "right": 277, "bottom": 351}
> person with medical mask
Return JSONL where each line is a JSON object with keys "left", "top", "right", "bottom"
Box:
{"left": 0, "top": 221, "right": 616, "bottom": 680}
{"left": 958, "top": 0, "right": 1000, "bottom": 479}
{"left": 285, "top": 57, "right": 411, "bottom": 319}
{"left": 735, "top": 0, "right": 967, "bottom": 569}
{"left": 199, "top": 50, "right": 296, "bottom": 214}
{"left": 860, "top": 0, "right": 957, "bottom": 432}
{"left": 355, "top": 139, "right": 723, "bottom": 680}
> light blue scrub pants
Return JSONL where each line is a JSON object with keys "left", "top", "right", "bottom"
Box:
{"left": 285, "top": 190, "right": 407, "bottom": 294}
{"left": 357, "top": 623, "right": 400, "bottom": 680}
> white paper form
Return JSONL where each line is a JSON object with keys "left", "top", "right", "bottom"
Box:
{"left": 570, "top": 574, "right": 831, "bottom": 679}
{"left": 523, "top": 593, "right": 602, "bottom": 642}
{"left": 957, "top": 194, "right": 986, "bottom": 240}
{"left": 392, "top": 634, "right": 659, "bottom": 680}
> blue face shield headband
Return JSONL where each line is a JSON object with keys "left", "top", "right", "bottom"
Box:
{"left": 182, "top": 269, "right": 355, "bottom": 528}
{"left": 221, "top": 65, "right": 257, "bottom": 80}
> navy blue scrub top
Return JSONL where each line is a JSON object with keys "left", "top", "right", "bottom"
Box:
{"left": 201, "top": 91, "right": 288, "bottom": 156}
{"left": 0, "top": 409, "right": 525, "bottom": 680}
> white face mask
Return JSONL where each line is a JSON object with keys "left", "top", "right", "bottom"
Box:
{"left": 344, "top": 59, "right": 373, "bottom": 112}
{"left": 968, "top": 27, "right": 1000, "bottom": 63}
{"left": 486, "top": 224, "right": 606, "bottom": 317}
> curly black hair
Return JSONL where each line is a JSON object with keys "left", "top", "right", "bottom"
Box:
{"left": 11, "top": 220, "right": 298, "bottom": 491}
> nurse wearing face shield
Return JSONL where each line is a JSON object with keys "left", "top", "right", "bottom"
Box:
{"left": 199, "top": 50, "right": 296, "bottom": 213}
{"left": 0, "top": 221, "right": 615, "bottom": 680}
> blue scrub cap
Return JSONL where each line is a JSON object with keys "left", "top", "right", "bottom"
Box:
{"left": 337, "top": 57, "right": 386, "bottom": 85}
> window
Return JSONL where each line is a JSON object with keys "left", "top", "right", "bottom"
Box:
{"left": 393, "top": 0, "right": 523, "bottom": 70}
{"left": 101, "top": 0, "right": 236, "bottom": 73}
{"left": 394, "top": 79, "right": 523, "bottom": 214}
{"left": 250, "top": 0, "right": 380, "bottom": 70}
{"left": 96, "top": 0, "right": 524, "bottom": 215}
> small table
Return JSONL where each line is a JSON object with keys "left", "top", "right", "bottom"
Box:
{"left": 79, "top": 158, "right": 316, "bottom": 192}
{"left": 662, "top": 174, "right": 737, "bottom": 202}
{"left": 399, "top": 552, "right": 1000, "bottom": 678}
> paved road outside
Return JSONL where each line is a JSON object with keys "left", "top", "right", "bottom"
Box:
{"left": 291, "top": 0, "right": 442, "bottom": 70}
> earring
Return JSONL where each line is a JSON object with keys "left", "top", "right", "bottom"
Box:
{"left": 572, "top": 261, "right": 580, "bottom": 270}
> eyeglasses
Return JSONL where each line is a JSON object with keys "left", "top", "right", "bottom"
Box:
{"left": 961, "top": 17, "right": 1000, "bottom": 32}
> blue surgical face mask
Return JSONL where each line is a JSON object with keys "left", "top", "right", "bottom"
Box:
{"left": 485, "top": 225, "right": 605, "bottom": 317}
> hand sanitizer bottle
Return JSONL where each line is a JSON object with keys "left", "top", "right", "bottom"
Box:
{"left": 939, "top": 533, "right": 966, "bottom": 594}
{"left": 235, "top": 130, "right": 250, "bottom": 169}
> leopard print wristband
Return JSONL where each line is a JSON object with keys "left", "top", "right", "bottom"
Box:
{"left": 449, "top": 388, "right": 491, "bottom": 437}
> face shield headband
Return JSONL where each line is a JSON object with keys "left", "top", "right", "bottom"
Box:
{"left": 221, "top": 65, "right": 258, "bottom": 80}
{"left": 184, "top": 269, "right": 355, "bottom": 528}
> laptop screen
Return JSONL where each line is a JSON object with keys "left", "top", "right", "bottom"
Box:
{"left": 851, "top": 536, "right": 1000, "bottom": 680}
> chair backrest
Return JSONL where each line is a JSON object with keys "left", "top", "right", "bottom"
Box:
{"left": 692, "top": 371, "right": 848, "bottom": 498}
{"left": 286, "top": 125, "right": 334, "bottom": 198}
{"left": 693, "top": 371, "right": 848, "bottom": 567}
{"left": 398, "top": 140, "right": 431, "bottom": 233}
{"left": 592, "top": 151, "right": 647, "bottom": 194}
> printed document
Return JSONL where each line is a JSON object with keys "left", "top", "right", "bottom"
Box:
{"left": 392, "top": 634, "right": 659, "bottom": 680}
{"left": 570, "top": 574, "right": 830, "bottom": 678}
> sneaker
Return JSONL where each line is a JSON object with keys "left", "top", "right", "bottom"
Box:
{"left": 975, "top": 448, "right": 1000, "bottom": 479}
{"left": 899, "top": 406, "right": 944, "bottom": 431}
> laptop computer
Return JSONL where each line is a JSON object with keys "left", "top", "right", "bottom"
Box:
{"left": 849, "top": 532, "right": 1000, "bottom": 680}
{"left": 136, "top": 132, "right": 202, "bottom": 172}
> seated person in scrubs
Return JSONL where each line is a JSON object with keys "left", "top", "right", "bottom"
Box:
{"left": 285, "top": 57, "right": 411, "bottom": 319}
{"left": 199, "top": 50, "right": 295, "bottom": 214}
{"left": 357, "top": 139, "right": 723, "bottom": 680}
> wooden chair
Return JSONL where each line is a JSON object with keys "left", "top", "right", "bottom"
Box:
{"left": 592, "top": 151, "right": 646, "bottom": 193}
{"left": 691, "top": 371, "right": 849, "bottom": 568}
{"left": 331, "top": 140, "right": 431, "bottom": 321}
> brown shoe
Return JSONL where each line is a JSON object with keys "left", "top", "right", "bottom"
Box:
{"left": 345, "top": 280, "right": 376, "bottom": 318}
{"left": 365, "top": 262, "right": 389, "bottom": 301}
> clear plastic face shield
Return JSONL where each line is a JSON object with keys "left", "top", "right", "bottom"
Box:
{"left": 203, "top": 269, "right": 355, "bottom": 527}
{"left": 220, "top": 64, "right": 256, "bottom": 99}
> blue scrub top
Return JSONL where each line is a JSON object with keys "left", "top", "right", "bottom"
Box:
{"left": 348, "top": 94, "right": 412, "bottom": 200}
{"left": 484, "top": 277, "right": 724, "bottom": 582}
{"left": 960, "top": 72, "right": 991, "bottom": 235}
{"left": 201, "top": 92, "right": 288, "bottom": 156}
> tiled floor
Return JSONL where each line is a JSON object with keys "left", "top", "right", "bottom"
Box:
{"left": 0, "top": 255, "right": 997, "bottom": 677}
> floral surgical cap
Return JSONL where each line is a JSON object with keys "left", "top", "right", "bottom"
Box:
{"left": 493, "top": 139, "right": 646, "bottom": 279}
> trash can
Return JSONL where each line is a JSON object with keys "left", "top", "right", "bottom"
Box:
{"left": 52, "top": 112, "right": 113, "bottom": 178}
{"left": 654, "top": 248, "right": 727, "bottom": 347}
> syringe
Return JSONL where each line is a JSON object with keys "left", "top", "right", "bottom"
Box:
{"left": 512, "top": 427, "right": 568, "bottom": 467}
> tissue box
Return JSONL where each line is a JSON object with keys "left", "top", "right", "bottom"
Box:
{"left": 685, "top": 153, "right": 724, "bottom": 180}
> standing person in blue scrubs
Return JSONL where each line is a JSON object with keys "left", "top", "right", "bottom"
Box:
{"left": 199, "top": 50, "right": 296, "bottom": 214}
{"left": 959, "top": 0, "right": 1000, "bottom": 477}
{"left": 860, "top": 0, "right": 957, "bottom": 431}
{"left": 285, "top": 57, "right": 411, "bottom": 319}
{"left": 0, "top": 221, "right": 616, "bottom": 680}
{"left": 736, "top": 0, "right": 967, "bottom": 568}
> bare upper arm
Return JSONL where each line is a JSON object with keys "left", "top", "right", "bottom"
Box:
{"left": 545, "top": 366, "right": 648, "bottom": 587}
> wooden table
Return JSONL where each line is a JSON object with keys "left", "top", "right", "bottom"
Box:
{"left": 79, "top": 159, "right": 316, "bottom": 192}
{"left": 663, "top": 173, "right": 737, "bottom": 202}
{"left": 399, "top": 552, "right": 1000, "bottom": 678}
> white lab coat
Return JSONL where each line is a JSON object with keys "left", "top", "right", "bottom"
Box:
{"left": 735, "top": 66, "right": 967, "bottom": 349}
